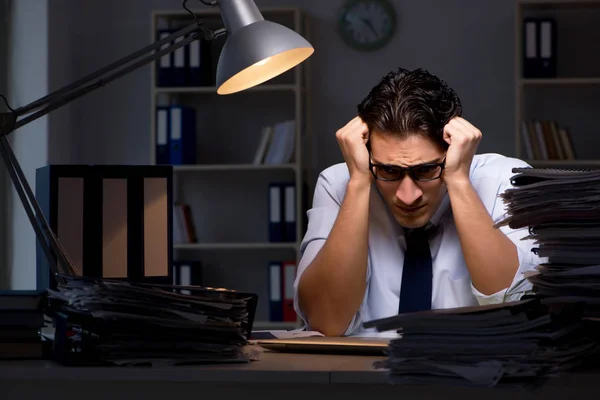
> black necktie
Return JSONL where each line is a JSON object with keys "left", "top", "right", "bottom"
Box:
{"left": 398, "top": 226, "right": 433, "bottom": 314}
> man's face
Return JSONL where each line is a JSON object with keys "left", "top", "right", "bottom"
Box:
{"left": 369, "top": 131, "right": 447, "bottom": 229}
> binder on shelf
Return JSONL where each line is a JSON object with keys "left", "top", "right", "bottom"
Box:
{"left": 523, "top": 19, "right": 538, "bottom": 78}
{"left": 268, "top": 183, "right": 284, "bottom": 242}
{"left": 169, "top": 105, "right": 197, "bottom": 165}
{"left": 522, "top": 18, "right": 557, "bottom": 78}
{"left": 173, "top": 260, "right": 203, "bottom": 295}
{"left": 172, "top": 35, "right": 187, "bottom": 86}
{"left": 539, "top": 18, "right": 557, "bottom": 78}
{"left": 155, "top": 106, "right": 170, "bottom": 164}
{"left": 283, "top": 183, "right": 296, "bottom": 243}
{"left": 268, "top": 261, "right": 283, "bottom": 321}
{"left": 155, "top": 29, "right": 175, "bottom": 87}
{"left": 187, "top": 35, "right": 213, "bottom": 87}
{"left": 268, "top": 182, "right": 297, "bottom": 243}
{"left": 282, "top": 261, "right": 297, "bottom": 322}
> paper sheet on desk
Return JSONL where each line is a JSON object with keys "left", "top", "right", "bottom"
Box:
{"left": 250, "top": 330, "right": 324, "bottom": 340}
{"left": 250, "top": 330, "right": 400, "bottom": 340}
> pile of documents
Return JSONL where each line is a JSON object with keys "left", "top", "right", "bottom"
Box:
{"left": 47, "top": 274, "right": 258, "bottom": 366}
{"left": 363, "top": 167, "right": 600, "bottom": 388}
{"left": 495, "top": 167, "right": 600, "bottom": 311}
{"left": 0, "top": 290, "right": 47, "bottom": 359}
{"left": 364, "top": 298, "right": 599, "bottom": 388}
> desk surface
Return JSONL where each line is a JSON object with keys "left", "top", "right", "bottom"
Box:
{"left": 3, "top": 348, "right": 600, "bottom": 397}
{"left": 0, "top": 349, "right": 387, "bottom": 384}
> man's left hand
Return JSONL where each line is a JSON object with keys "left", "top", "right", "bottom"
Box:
{"left": 442, "top": 117, "right": 482, "bottom": 184}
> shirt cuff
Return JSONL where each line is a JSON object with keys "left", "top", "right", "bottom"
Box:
{"left": 471, "top": 242, "right": 539, "bottom": 305}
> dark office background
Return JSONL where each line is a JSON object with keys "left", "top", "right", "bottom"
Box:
{"left": 0, "top": 1, "right": 598, "bottom": 322}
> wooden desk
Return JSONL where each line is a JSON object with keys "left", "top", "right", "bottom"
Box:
{"left": 1, "top": 350, "right": 600, "bottom": 400}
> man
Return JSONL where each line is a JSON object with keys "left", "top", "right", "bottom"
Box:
{"left": 293, "top": 67, "right": 541, "bottom": 337}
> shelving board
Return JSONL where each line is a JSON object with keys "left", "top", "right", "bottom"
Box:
{"left": 525, "top": 159, "right": 600, "bottom": 167}
{"left": 155, "top": 84, "right": 298, "bottom": 94}
{"left": 173, "top": 163, "right": 297, "bottom": 172}
{"left": 520, "top": 78, "right": 600, "bottom": 85}
{"left": 518, "top": 0, "right": 600, "bottom": 8}
{"left": 174, "top": 242, "right": 299, "bottom": 250}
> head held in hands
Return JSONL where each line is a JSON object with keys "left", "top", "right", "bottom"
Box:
{"left": 357, "top": 68, "right": 462, "bottom": 229}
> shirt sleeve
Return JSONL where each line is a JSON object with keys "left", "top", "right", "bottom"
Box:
{"left": 292, "top": 167, "right": 368, "bottom": 335}
{"left": 292, "top": 169, "right": 341, "bottom": 330}
{"left": 470, "top": 158, "right": 544, "bottom": 305}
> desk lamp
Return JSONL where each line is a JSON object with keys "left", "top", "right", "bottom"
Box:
{"left": 0, "top": 0, "right": 314, "bottom": 281}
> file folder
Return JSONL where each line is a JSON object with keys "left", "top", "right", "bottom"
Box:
{"left": 169, "top": 105, "right": 197, "bottom": 165}
{"left": 173, "top": 260, "right": 203, "bottom": 295}
{"left": 172, "top": 35, "right": 187, "bottom": 86}
{"left": 539, "top": 18, "right": 557, "bottom": 78}
{"left": 155, "top": 106, "right": 170, "bottom": 164}
{"left": 523, "top": 19, "right": 538, "bottom": 78}
{"left": 156, "top": 30, "right": 174, "bottom": 86}
{"left": 268, "top": 261, "right": 283, "bottom": 321}
{"left": 283, "top": 183, "right": 297, "bottom": 242}
{"left": 187, "top": 35, "right": 213, "bottom": 86}
{"left": 268, "top": 183, "right": 284, "bottom": 242}
{"left": 282, "top": 261, "right": 297, "bottom": 322}
{"left": 522, "top": 18, "right": 557, "bottom": 78}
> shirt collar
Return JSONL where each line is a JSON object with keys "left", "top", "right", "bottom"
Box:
{"left": 429, "top": 191, "right": 450, "bottom": 228}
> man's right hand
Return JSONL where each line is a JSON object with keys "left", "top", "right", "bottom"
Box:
{"left": 335, "top": 116, "right": 372, "bottom": 184}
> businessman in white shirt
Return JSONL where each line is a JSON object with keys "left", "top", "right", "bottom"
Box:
{"left": 293, "top": 67, "right": 541, "bottom": 337}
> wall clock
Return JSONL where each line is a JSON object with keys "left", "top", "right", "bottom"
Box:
{"left": 338, "top": 0, "right": 397, "bottom": 52}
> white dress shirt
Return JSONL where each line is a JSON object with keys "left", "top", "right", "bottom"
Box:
{"left": 293, "top": 153, "right": 543, "bottom": 336}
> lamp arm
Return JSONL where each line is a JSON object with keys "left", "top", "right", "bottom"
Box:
{"left": 0, "top": 17, "right": 223, "bottom": 285}
{"left": 3, "top": 22, "right": 216, "bottom": 134}
{"left": 0, "top": 136, "right": 69, "bottom": 277}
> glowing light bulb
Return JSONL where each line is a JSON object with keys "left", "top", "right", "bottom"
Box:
{"left": 255, "top": 57, "right": 271, "bottom": 66}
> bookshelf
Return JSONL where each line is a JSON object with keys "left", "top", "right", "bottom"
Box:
{"left": 515, "top": 0, "right": 600, "bottom": 168}
{"left": 150, "top": 7, "right": 311, "bottom": 330}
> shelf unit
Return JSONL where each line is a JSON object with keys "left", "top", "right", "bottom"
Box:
{"left": 174, "top": 242, "right": 298, "bottom": 250}
{"left": 515, "top": 0, "right": 600, "bottom": 168}
{"left": 172, "top": 163, "right": 297, "bottom": 172}
{"left": 150, "top": 7, "right": 311, "bottom": 330}
{"left": 155, "top": 84, "right": 298, "bottom": 94}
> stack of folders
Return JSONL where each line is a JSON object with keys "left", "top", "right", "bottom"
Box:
{"left": 46, "top": 274, "right": 258, "bottom": 366}
{"left": 522, "top": 18, "right": 556, "bottom": 78}
{"left": 495, "top": 167, "right": 600, "bottom": 314}
{"left": 0, "top": 290, "right": 47, "bottom": 359}
{"left": 155, "top": 29, "right": 213, "bottom": 87}
{"left": 155, "top": 105, "right": 196, "bottom": 165}
{"left": 268, "top": 182, "right": 296, "bottom": 243}
{"left": 363, "top": 298, "right": 599, "bottom": 388}
{"left": 363, "top": 167, "right": 600, "bottom": 388}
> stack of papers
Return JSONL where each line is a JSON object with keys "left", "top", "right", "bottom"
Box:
{"left": 363, "top": 167, "right": 600, "bottom": 388}
{"left": 495, "top": 167, "right": 600, "bottom": 313}
{"left": 495, "top": 167, "right": 600, "bottom": 234}
{"left": 47, "top": 274, "right": 258, "bottom": 366}
{"left": 363, "top": 298, "right": 599, "bottom": 388}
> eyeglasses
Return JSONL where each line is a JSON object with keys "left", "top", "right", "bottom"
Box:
{"left": 369, "top": 157, "right": 446, "bottom": 182}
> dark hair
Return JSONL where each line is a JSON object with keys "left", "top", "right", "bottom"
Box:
{"left": 357, "top": 68, "right": 462, "bottom": 150}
